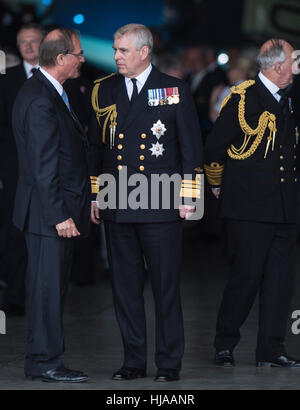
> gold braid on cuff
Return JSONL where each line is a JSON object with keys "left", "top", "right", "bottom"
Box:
{"left": 180, "top": 175, "right": 201, "bottom": 199}
{"left": 204, "top": 162, "right": 224, "bottom": 186}
{"left": 90, "top": 176, "right": 100, "bottom": 194}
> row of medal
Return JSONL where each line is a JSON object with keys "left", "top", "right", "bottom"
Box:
{"left": 147, "top": 87, "right": 180, "bottom": 106}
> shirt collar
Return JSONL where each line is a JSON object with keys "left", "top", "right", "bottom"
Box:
{"left": 125, "top": 64, "right": 152, "bottom": 88}
{"left": 40, "top": 67, "right": 64, "bottom": 96}
{"left": 258, "top": 72, "right": 280, "bottom": 96}
{"left": 23, "top": 60, "right": 40, "bottom": 79}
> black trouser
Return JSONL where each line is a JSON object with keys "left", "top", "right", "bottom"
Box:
{"left": 0, "top": 224, "right": 27, "bottom": 308}
{"left": 214, "top": 219, "right": 297, "bottom": 361}
{"left": 24, "top": 233, "right": 74, "bottom": 376}
{"left": 105, "top": 220, "right": 184, "bottom": 370}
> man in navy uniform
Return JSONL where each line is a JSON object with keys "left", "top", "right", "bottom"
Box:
{"left": 205, "top": 39, "right": 300, "bottom": 368}
{"left": 89, "top": 23, "right": 203, "bottom": 381}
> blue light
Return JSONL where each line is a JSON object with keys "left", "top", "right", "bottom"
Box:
{"left": 42, "top": 0, "right": 52, "bottom": 5}
{"left": 73, "top": 14, "right": 85, "bottom": 25}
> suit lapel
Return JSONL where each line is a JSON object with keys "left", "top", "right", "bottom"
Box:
{"left": 256, "top": 75, "right": 281, "bottom": 116}
{"left": 256, "top": 76, "right": 294, "bottom": 144}
{"left": 114, "top": 76, "right": 130, "bottom": 133}
{"left": 36, "top": 70, "right": 86, "bottom": 138}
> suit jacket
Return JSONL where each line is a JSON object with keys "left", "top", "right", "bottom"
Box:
{"left": 205, "top": 76, "right": 299, "bottom": 224}
{"left": 89, "top": 65, "right": 203, "bottom": 223}
{"left": 0, "top": 64, "right": 91, "bottom": 223}
{"left": 12, "top": 70, "right": 90, "bottom": 237}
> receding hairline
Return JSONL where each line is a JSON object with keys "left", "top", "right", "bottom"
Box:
{"left": 259, "top": 38, "right": 290, "bottom": 56}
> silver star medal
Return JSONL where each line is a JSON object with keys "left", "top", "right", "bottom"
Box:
{"left": 151, "top": 120, "right": 167, "bottom": 140}
{"left": 150, "top": 141, "right": 165, "bottom": 158}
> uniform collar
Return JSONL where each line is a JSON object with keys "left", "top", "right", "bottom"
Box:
{"left": 125, "top": 63, "right": 152, "bottom": 90}
{"left": 258, "top": 72, "right": 280, "bottom": 99}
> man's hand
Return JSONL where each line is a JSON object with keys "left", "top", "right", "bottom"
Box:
{"left": 91, "top": 201, "right": 100, "bottom": 225}
{"left": 56, "top": 218, "right": 80, "bottom": 238}
{"left": 179, "top": 205, "right": 196, "bottom": 220}
{"left": 212, "top": 187, "right": 221, "bottom": 199}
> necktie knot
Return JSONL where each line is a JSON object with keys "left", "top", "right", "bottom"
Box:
{"left": 278, "top": 89, "right": 288, "bottom": 99}
{"left": 31, "top": 67, "right": 38, "bottom": 75}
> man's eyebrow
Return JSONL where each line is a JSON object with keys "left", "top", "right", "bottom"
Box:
{"left": 112, "top": 46, "right": 128, "bottom": 51}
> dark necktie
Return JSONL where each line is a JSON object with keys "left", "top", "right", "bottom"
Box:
{"left": 31, "top": 67, "right": 38, "bottom": 75}
{"left": 131, "top": 78, "right": 138, "bottom": 104}
{"left": 278, "top": 89, "right": 290, "bottom": 117}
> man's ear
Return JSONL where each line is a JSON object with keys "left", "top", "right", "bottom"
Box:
{"left": 56, "top": 53, "right": 65, "bottom": 66}
{"left": 274, "top": 61, "right": 282, "bottom": 74}
{"left": 140, "top": 45, "right": 149, "bottom": 61}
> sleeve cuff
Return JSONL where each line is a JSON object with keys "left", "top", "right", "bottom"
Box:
{"left": 204, "top": 162, "right": 224, "bottom": 186}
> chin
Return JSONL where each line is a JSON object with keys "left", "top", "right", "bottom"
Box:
{"left": 118, "top": 67, "right": 127, "bottom": 75}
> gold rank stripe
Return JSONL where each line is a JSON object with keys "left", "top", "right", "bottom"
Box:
{"left": 181, "top": 181, "right": 201, "bottom": 187}
{"left": 204, "top": 163, "right": 224, "bottom": 186}
{"left": 180, "top": 188, "right": 201, "bottom": 199}
{"left": 90, "top": 176, "right": 100, "bottom": 194}
{"left": 91, "top": 185, "right": 99, "bottom": 194}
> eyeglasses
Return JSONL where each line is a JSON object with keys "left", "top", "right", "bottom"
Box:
{"left": 61, "top": 50, "right": 84, "bottom": 58}
{"left": 67, "top": 51, "right": 84, "bottom": 58}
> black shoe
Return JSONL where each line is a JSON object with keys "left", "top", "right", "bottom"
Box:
{"left": 256, "top": 355, "right": 300, "bottom": 368}
{"left": 214, "top": 350, "right": 235, "bottom": 367}
{"left": 26, "top": 366, "right": 89, "bottom": 383}
{"left": 112, "top": 367, "right": 146, "bottom": 380}
{"left": 154, "top": 368, "right": 180, "bottom": 382}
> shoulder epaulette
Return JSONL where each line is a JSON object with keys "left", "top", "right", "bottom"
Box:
{"left": 94, "top": 73, "right": 116, "bottom": 85}
{"left": 220, "top": 80, "right": 255, "bottom": 113}
{"left": 91, "top": 73, "right": 118, "bottom": 145}
{"left": 230, "top": 79, "right": 255, "bottom": 95}
{"left": 219, "top": 79, "right": 277, "bottom": 161}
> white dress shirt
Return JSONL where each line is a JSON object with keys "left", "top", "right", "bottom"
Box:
{"left": 258, "top": 71, "right": 281, "bottom": 102}
{"left": 124, "top": 64, "right": 152, "bottom": 100}
{"left": 23, "top": 60, "right": 40, "bottom": 79}
{"left": 40, "top": 67, "right": 63, "bottom": 96}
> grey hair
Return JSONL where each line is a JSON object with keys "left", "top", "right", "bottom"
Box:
{"left": 114, "top": 23, "right": 153, "bottom": 58}
{"left": 39, "top": 27, "right": 80, "bottom": 67}
{"left": 256, "top": 39, "right": 286, "bottom": 70}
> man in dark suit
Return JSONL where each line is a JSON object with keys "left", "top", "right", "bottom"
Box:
{"left": 89, "top": 23, "right": 203, "bottom": 382}
{"left": 12, "top": 28, "right": 89, "bottom": 382}
{"left": 0, "top": 23, "right": 43, "bottom": 316}
{"left": 205, "top": 39, "right": 300, "bottom": 367}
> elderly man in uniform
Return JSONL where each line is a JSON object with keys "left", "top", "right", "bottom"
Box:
{"left": 89, "top": 23, "right": 203, "bottom": 381}
{"left": 205, "top": 39, "right": 300, "bottom": 367}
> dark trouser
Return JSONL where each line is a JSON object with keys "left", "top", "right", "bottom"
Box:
{"left": 214, "top": 219, "right": 297, "bottom": 361}
{"left": 0, "top": 224, "right": 27, "bottom": 309}
{"left": 104, "top": 221, "right": 184, "bottom": 370}
{"left": 24, "top": 233, "right": 74, "bottom": 376}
